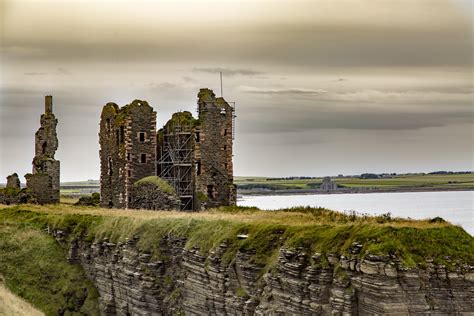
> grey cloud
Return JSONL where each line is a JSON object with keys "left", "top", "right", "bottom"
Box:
{"left": 236, "top": 95, "right": 473, "bottom": 133}
{"left": 57, "top": 67, "right": 69, "bottom": 75}
{"left": 147, "top": 82, "right": 176, "bottom": 90}
{"left": 24, "top": 72, "right": 47, "bottom": 76}
{"left": 23, "top": 67, "right": 70, "bottom": 76}
{"left": 3, "top": 19, "right": 470, "bottom": 69}
{"left": 194, "top": 67, "right": 263, "bottom": 76}
{"left": 241, "top": 88, "right": 328, "bottom": 95}
{"left": 182, "top": 76, "right": 195, "bottom": 82}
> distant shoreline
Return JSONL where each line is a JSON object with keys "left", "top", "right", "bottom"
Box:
{"left": 238, "top": 187, "right": 473, "bottom": 196}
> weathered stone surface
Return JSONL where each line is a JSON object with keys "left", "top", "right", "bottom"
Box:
{"left": 157, "top": 89, "right": 236, "bottom": 210}
{"left": 194, "top": 88, "right": 236, "bottom": 209}
{"left": 53, "top": 232, "right": 474, "bottom": 315}
{"left": 99, "top": 100, "right": 157, "bottom": 209}
{"left": 102, "top": 89, "right": 236, "bottom": 211}
{"left": 129, "top": 180, "right": 181, "bottom": 210}
{"left": 26, "top": 95, "right": 60, "bottom": 204}
{"left": 6, "top": 173, "right": 20, "bottom": 189}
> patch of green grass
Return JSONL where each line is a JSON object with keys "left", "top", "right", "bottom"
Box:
{"left": 235, "top": 287, "right": 249, "bottom": 298}
{"left": 134, "top": 176, "right": 176, "bottom": 195}
{"left": 0, "top": 222, "right": 99, "bottom": 315}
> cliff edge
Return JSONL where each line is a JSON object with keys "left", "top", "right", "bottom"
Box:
{"left": 0, "top": 205, "right": 473, "bottom": 315}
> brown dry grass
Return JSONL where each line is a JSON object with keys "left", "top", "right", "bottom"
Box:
{"left": 0, "top": 278, "right": 44, "bottom": 316}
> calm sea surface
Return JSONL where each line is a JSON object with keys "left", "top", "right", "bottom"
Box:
{"left": 238, "top": 191, "right": 474, "bottom": 235}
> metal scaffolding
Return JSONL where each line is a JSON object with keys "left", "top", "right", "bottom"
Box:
{"left": 157, "top": 124, "right": 194, "bottom": 210}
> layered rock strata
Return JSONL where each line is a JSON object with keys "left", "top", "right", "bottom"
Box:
{"left": 52, "top": 231, "right": 474, "bottom": 315}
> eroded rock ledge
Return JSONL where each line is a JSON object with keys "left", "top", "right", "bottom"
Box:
{"left": 52, "top": 230, "right": 474, "bottom": 315}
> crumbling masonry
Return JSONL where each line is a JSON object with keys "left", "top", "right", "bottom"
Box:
{"left": 99, "top": 100, "right": 157, "bottom": 209}
{"left": 25, "top": 96, "right": 60, "bottom": 204}
{"left": 100, "top": 88, "right": 236, "bottom": 211}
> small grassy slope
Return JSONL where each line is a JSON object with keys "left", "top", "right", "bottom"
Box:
{"left": 0, "top": 280, "right": 44, "bottom": 316}
{"left": 134, "top": 176, "right": 176, "bottom": 194}
{"left": 0, "top": 220, "right": 100, "bottom": 315}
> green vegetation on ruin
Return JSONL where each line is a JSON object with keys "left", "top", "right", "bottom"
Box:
{"left": 165, "top": 111, "right": 199, "bottom": 130}
{"left": 0, "top": 203, "right": 472, "bottom": 312}
{"left": 134, "top": 176, "right": 176, "bottom": 195}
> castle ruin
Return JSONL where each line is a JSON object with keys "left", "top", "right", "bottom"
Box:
{"left": 99, "top": 88, "right": 236, "bottom": 211}
{"left": 25, "top": 96, "right": 60, "bottom": 204}
{"left": 99, "top": 100, "right": 157, "bottom": 208}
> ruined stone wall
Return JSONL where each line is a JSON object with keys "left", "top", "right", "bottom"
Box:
{"left": 129, "top": 182, "right": 181, "bottom": 210}
{"left": 124, "top": 102, "right": 157, "bottom": 207}
{"left": 99, "top": 100, "right": 156, "bottom": 208}
{"left": 195, "top": 88, "right": 236, "bottom": 209}
{"left": 26, "top": 95, "right": 60, "bottom": 204}
{"left": 6, "top": 173, "right": 20, "bottom": 189}
{"left": 25, "top": 173, "right": 53, "bottom": 204}
{"left": 55, "top": 232, "right": 474, "bottom": 315}
{"left": 101, "top": 90, "right": 235, "bottom": 211}
{"left": 99, "top": 103, "right": 124, "bottom": 208}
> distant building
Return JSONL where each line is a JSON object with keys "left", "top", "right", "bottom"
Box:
{"left": 320, "top": 176, "right": 338, "bottom": 191}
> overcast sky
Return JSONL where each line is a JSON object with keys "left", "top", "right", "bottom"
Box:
{"left": 0, "top": 0, "right": 473, "bottom": 182}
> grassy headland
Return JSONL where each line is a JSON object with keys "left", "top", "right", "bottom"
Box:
{"left": 0, "top": 203, "right": 472, "bottom": 313}
{"left": 1, "top": 204, "right": 472, "bottom": 268}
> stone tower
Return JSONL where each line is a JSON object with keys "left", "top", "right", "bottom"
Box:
{"left": 195, "top": 88, "right": 236, "bottom": 208}
{"left": 99, "top": 100, "right": 156, "bottom": 208}
{"left": 25, "top": 95, "right": 60, "bottom": 204}
{"left": 156, "top": 89, "right": 236, "bottom": 210}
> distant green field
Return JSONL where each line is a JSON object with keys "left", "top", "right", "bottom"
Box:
{"left": 235, "top": 173, "right": 474, "bottom": 191}
{"left": 59, "top": 173, "right": 474, "bottom": 195}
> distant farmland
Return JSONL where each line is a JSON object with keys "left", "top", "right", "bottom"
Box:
{"left": 60, "top": 173, "right": 474, "bottom": 196}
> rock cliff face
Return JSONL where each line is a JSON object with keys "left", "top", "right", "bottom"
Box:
{"left": 52, "top": 230, "right": 474, "bottom": 315}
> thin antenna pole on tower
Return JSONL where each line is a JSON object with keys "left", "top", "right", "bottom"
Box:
{"left": 220, "top": 71, "right": 223, "bottom": 97}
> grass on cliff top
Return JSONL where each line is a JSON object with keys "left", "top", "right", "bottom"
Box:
{"left": 0, "top": 204, "right": 472, "bottom": 271}
{"left": 134, "top": 176, "right": 176, "bottom": 195}
{"left": 0, "top": 221, "right": 100, "bottom": 315}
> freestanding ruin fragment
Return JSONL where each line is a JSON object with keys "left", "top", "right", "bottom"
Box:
{"left": 99, "top": 88, "right": 236, "bottom": 211}
{"left": 6, "top": 173, "right": 20, "bottom": 190}
{"left": 25, "top": 96, "right": 60, "bottom": 204}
